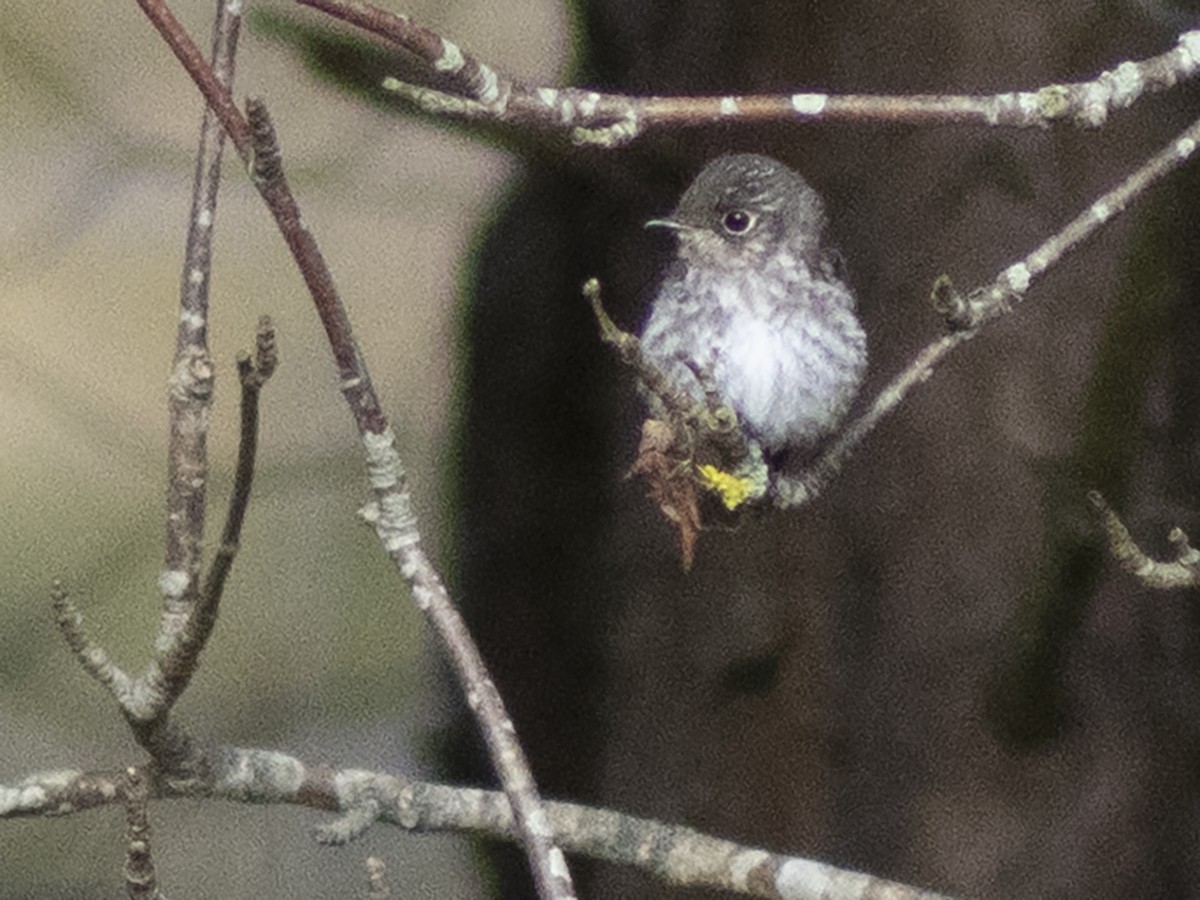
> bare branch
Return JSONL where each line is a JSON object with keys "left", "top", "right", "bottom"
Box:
{"left": 121, "top": 768, "right": 163, "bottom": 900}
{"left": 297, "top": 0, "right": 1200, "bottom": 145}
{"left": 585, "top": 279, "right": 768, "bottom": 566}
{"left": 774, "top": 112, "right": 1200, "bottom": 509}
{"left": 135, "top": 0, "right": 253, "bottom": 153}
{"left": 52, "top": 582, "right": 137, "bottom": 703}
{"left": 161, "top": 0, "right": 242, "bottom": 600}
{"left": 0, "top": 767, "right": 125, "bottom": 819}
{"left": 1, "top": 756, "right": 957, "bottom": 900}
{"left": 158, "top": 0, "right": 243, "bottom": 615}
{"left": 297, "top": 0, "right": 505, "bottom": 108}
{"left": 1088, "top": 492, "right": 1200, "bottom": 590}
{"left": 128, "top": 4, "right": 575, "bottom": 891}
{"left": 51, "top": 1, "right": 246, "bottom": 781}
{"left": 366, "top": 857, "right": 390, "bottom": 899}
{"left": 199, "top": 316, "right": 277, "bottom": 631}
{"left": 239, "top": 95, "right": 573, "bottom": 900}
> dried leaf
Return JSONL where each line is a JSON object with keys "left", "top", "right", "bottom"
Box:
{"left": 628, "top": 418, "right": 701, "bottom": 569}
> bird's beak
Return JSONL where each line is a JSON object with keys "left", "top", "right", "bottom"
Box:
{"left": 644, "top": 217, "right": 687, "bottom": 231}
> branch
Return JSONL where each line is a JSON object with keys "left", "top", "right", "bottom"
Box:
{"left": 200, "top": 316, "right": 277, "bottom": 615}
{"left": 57, "top": 1, "right": 247, "bottom": 778}
{"left": 52, "top": 0, "right": 259, "bottom": 787}
{"left": 243, "top": 94, "right": 574, "bottom": 900}
{"left": 160, "top": 0, "right": 242, "bottom": 594}
{"left": 585, "top": 279, "right": 768, "bottom": 567}
{"left": 1088, "top": 492, "right": 1200, "bottom": 590}
{"left": 773, "top": 111, "right": 1200, "bottom": 509}
{"left": 151, "top": 0, "right": 242, "bottom": 716}
{"left": 130, "top": 4, "right": 575, "bottom": 896}
{"left": 0, "top": 757, "right": 957, "bottom": 900}
{"left": 297, "top": 0, "right": 1200, "bottom": 146}
{"left": 121, "top": 767, "right": 164, "bottom": 900}
{"left": 588, "top": 113, "right": 1200, "bottom": 554}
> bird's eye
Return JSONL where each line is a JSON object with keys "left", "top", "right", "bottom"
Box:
{"left": 721, "top": 209, "right": 755, "bottom": 234}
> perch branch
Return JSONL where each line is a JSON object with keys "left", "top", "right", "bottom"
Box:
{"left": 587, "top": 112, "right": 1200, "bottom": 539}
{"left": 774, "top": 112, "right": 1200, "bottom": 508}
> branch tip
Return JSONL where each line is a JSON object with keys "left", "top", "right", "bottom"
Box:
{"left": 1089, "top": 491, "right": 1199, "bottom": 590}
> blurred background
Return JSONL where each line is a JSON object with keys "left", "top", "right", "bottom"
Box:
{"left": 2, "top": 0, "right": 563, "bottom": 895}
{"left": 5, "top": 0, "right": 1200, "bottom": 898}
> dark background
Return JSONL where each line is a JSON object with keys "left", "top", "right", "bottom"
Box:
{"left": 450, "top": 2, "right": 1200, "bottom": 898}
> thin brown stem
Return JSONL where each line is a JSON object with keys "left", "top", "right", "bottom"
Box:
{"left": 242, "top": 95, "right": 574, "bottom": 900}
{"left": 135, "top": 0, "right": 253, "bottom": 154}
{"left": 201, "top": 317, "right": 277, "bottom": 615}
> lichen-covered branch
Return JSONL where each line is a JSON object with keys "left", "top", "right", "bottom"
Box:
{"left": 774, "top": 112, "right": 1200, "bottom": 509}
{"left": 55, "top": 1, "right": 246, "bottom": 780}
{"left": 241, "top": 96, "right": 575, "bottom": 900}
{"left": 1088, "top": 492, "right": 1200, "bottom": 590}
{"left": 298, "top": 0, "right": 1200, "bottom": 146}
{"left": 152, "top": 0, "right": 242, "bottom": 707}
{"left": 121, "top": 768, "right": 163, "bottom": 900}
{"left": 0, "top": 756, "right": 957, "bottom": 900}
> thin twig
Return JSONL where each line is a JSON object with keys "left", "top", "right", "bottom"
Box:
{"left": 104, "top": 1, "right": 243, "bottom": 779}
{"left": 54, "top": 4, "right": 243, "bottom": 772}
{"left": 774, "top": 112, "right": 1200, "bottom": 508}
{"left": 121, "top": 767, "right": 163, "bottom": 900}
{"left": 584, "top": 276, "right": 694, "bottom": 422}
{"left": 244, "top": 95, "right": 574, "bottom": 900}
{"left": 135, "top": 0, "right": 253, "bottom": 152}
{"left": 52, "top": 582, "right": 136, "bottom": 703}
{"left": 1088, "top": 491, "right": 1200, "bottom": 590}
{"left": 200, "top": 317, "right": 277, "bottom": 625}
{"left": 366, "top": 857, "right": 390, "bottom": 899}
{"left": 296, "top": 0, "right": 505, "bottom": 108}
{"left": 0, "top": 756, "right": 957, "bottom": 900}
{"left": 298, "top": 0, "right": 1200, "bottom": 145}
{"left": 158, "top": 0, "right": 242, "bottom": 652}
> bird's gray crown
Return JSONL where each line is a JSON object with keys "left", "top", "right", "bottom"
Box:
{"left": 650, "top": 154, "right": 829, "bottom": 268}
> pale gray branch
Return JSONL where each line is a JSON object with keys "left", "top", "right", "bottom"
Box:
{"left": 1, "top": 755, "right": 956, "bottom": 900}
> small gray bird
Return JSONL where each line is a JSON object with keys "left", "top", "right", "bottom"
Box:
{"left": 640, "top": 154, "right": 867, "bottom": 460}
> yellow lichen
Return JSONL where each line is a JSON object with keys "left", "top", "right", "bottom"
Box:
{"left": 696, "top": 464, "right": 755, "bottom": 511}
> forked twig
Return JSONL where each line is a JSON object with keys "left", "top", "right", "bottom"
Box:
{"left": 131, "top": 3, "right": 575, "bottom": 896}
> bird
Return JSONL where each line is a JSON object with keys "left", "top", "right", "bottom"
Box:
{"left": 639, "top": 153, "right": 867, "bottom": 463}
